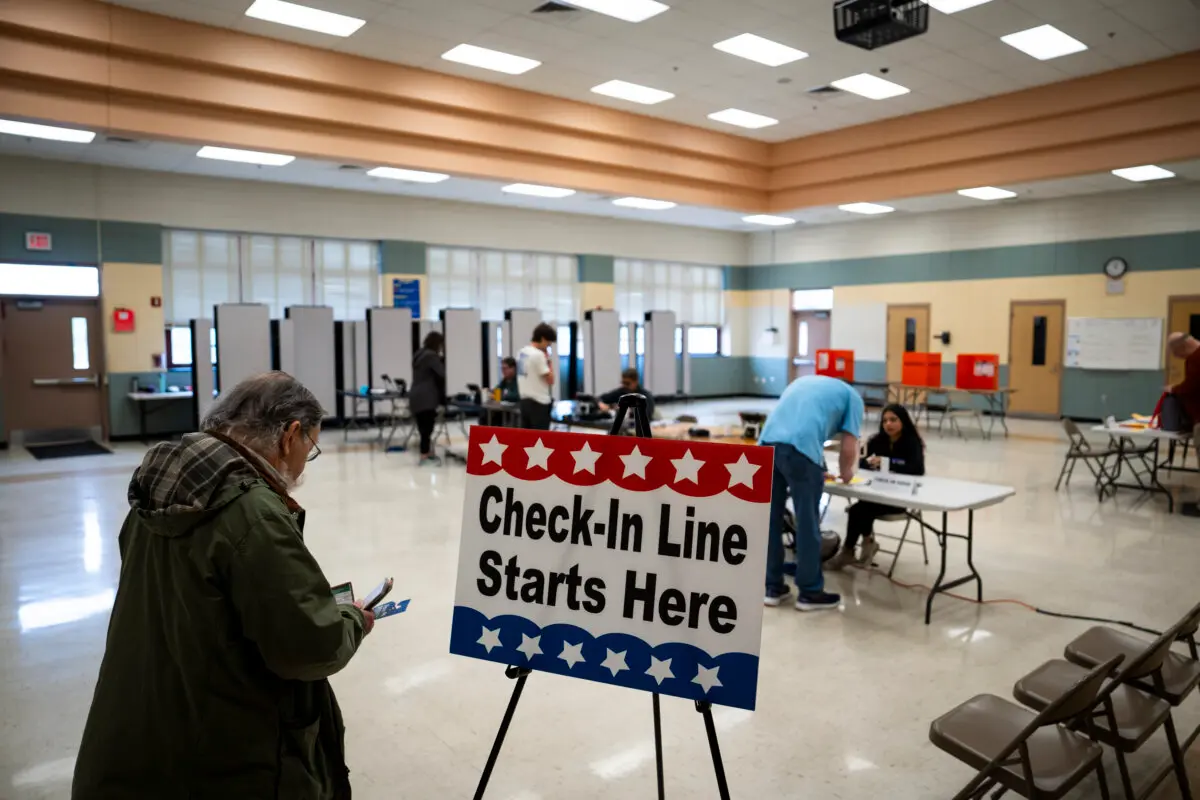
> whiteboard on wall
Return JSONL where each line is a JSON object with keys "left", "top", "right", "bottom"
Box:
{"left": 1064, "top": 317, "right": 1164, "bottom": 371}
{"left": 830, "top": 303, "right": 887, "bottom": 362}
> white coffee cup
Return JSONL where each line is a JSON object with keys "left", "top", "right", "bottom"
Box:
{"left": 879, "top": 456, "right": 890, "bottom": 474}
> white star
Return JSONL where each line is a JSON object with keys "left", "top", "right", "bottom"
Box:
{"left": 645, "top": 656, "right": 675, "bottom": 685}
{"left": 571, "top": 442, "right": 601, "bottom": 474}
{"left": 670, "top": 449, "right": 704, "bottom": 484}
{"left": 477, "top": 626, "right": 503, "bottom": 653}
{"left": 692, "top": 664, "right": 722, "bottom": 694}
{"left": 515, "top": 633, "right": 542, "bottom": 661}
{"left": 601, "top": 648, "right": 629, "bottom": 677}
{"left": 524, "top": 439, "right": 553, "bottom": 471}
{"left": 479, "top": 435, "right": 507, "bottom": 466}
{"left": 559, "top": 641, "right": 586, "bottom": 670}
{"left": 620, "top": 446, "right": 652, "bottom": 479}
{"left": 725, "top": 454, "right": 760, "bottom": 489}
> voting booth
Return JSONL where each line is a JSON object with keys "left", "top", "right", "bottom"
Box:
{"left": 504, "top": 309, "right": 543, "bottom": 359}
{"left": 441, "top": 308, "right": 483, "bottom": 396}
{"left": 366, "top": 307, "right": 414, "bottom": 390}
{"left": 286, "top": 306, "right": 336, "bottom": 416}
{"left": 189, "top": 318, "right": 215, "bottom": 428}
{"left": 214, "top": 303, "right": 271, "bottom": 393}
{"left": 643, "top": 310, "right": 677, "bottom": 397}
{"left": 816, "top": 349, "right": 855, "bottom": 382}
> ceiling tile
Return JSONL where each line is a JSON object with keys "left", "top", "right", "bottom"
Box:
{"left": 954, "top": 2, "right": 1045, "bottom": 37}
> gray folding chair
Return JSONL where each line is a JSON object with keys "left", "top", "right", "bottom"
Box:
{"left": 1055, "top": 419, "right": 1122, "bottom": 494}
{"left": 872, "top": 510, "right": 927, "bottom": 577}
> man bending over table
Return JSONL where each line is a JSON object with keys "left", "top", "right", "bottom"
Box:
{"left": 1167, "top": 332, "right": 1200, "bottom": 516}
{"left": 760, "top": 374, "right": 863, "bottom": 611}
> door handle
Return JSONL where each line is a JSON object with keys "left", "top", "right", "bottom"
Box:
{"left": 32, "top": 375, "right": 99, "bottom": 387}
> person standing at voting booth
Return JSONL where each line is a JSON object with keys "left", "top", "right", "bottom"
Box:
{"left": 827, "top": 403, "right": 925, "bottom": 571}
{"left": 517, "top": 323, "right": 557, "bottom": 430}
{"left": 760, "top": 374, "right": 864, "bottom": 611}
{"left": 411, "top": 331, "right": 446, "bottom": 466}
{"left": 73, "top": 372, "right": 374, "bottom": 800}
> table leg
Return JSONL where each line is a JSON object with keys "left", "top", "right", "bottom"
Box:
{"left": 925, "top": 512, "right": 949, "bottom": 625}
{"left": 966, "top": 510, "right": 981, "bottom": 602}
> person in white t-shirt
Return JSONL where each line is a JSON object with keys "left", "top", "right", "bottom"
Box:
{"left": 516, "top": 323, "right": 557, "bottom": 430}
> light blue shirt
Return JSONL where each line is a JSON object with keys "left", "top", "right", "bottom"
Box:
{"left": 760, "top": 375, "right": 864, "bottom": 464}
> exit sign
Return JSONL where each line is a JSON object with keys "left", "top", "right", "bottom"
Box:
{"left": 25, "top": 232, "right": 52, "bottom": 251}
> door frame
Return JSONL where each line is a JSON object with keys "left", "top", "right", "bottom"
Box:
{"left": 788, "top": 309, "right": 830, "bottom": 383}
{"left": 1007, "top": 299, "right": 1066, "bottom": 416}
{"left": 886, "top": 302, "right": 931, "bottom": 380}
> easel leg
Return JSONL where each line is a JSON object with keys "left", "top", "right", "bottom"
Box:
{"left": 696, "top": 701, "right": 731, "bottom": 800}
{"left": 474, "top": 666, "right": 531, "bottom": 800}
{"left": 653, "top": 693, "right": 665, "bottom": 800}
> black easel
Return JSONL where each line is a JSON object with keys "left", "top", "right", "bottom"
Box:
{"left": 473, "top": 394, "right": 731, "bottom": 800}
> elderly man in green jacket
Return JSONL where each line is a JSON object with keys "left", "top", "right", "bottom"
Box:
{"left": 73, "top": 372, "right": 372, "bottom": 800}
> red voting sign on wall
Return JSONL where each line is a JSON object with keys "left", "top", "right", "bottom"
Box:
{"left": 450, "top": 426, "right": 772, "bottom": 710}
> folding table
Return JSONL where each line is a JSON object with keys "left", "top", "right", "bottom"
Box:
{"left": 1091, "top": 423, "right": 1196, "bottom": 513}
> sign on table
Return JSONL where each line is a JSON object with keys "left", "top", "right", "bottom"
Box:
{"left": 450, "top": 426, "right": 772, "bottom": 711}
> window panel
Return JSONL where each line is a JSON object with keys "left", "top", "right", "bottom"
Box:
{"left": 614, "top": 259, "right": 722, "bottom": 326}
{"left": 71, "top": 317, "right": 89, "bottom": 370}
{"left": 424, "top": 247, "right": 578, "bottom": 322}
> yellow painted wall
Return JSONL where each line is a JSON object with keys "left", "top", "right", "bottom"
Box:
{"left": 834, "top": 269, "right": 1200, "bottom": 364}
{"left": 580, "top": 282, "right": 615, "bottom": 311}
{"left": 101, "top": 262, "right": 165, "bottom": 373}
{"left": 381, "top": 273, "right": 425, "bottom": 317}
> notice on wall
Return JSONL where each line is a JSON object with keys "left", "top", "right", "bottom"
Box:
{"left": 392, "top": 278, "right": 421, "bottom": 318}
{"left": 450, "top": 427, "right": 772, "bottom": 710}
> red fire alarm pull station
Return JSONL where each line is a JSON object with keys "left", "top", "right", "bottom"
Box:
{"left": 113, "top": 308, "right": 135, "bottom": 332}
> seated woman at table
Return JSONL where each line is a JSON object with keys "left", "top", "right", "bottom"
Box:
{"left": 827, "top": 403, "right": 925, "bottom": 571}
{"left": 495, "top": 357, "right": 520, "bottom": 402}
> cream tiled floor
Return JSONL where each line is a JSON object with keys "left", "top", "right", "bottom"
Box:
{"left": 1, "top": 401, "right": 1198, "bottom": 799}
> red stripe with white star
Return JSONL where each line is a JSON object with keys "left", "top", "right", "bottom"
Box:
{"left": 466, "top": 426, "right": 773, "bottom": 503}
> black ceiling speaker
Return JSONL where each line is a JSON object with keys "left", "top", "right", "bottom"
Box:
{"left": 834, "top": 0, "right": 929, "bottom": 50}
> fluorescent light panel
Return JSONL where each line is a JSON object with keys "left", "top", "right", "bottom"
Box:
{"left": 563, "top": 0, "right": 669, "bottom": 23}
{"left": 502, "top": 183, "right": 576, "bottom": 198}
{"left": 707, "top": 108, "right": 779, "bottom": 129}
{"left": 367, "top": 167, "right": 450, "bottom": 183}
{"left": 1001, "top": 24, "right": 1087, "bottom": 60}
{"left": 244, "top": 0, "right": 364, "bottom": 37}
{"left": 0, "top": 119, "right": 95, "bottom": 143}
{"left": 613, "top": 197, "right": 676, "bottom": 210}
{"left": 925, "top": 0, "right": 995, "bottom": 12}
{"left": 958, "top": 186, "right": 1017, "bottom": 200}
{"left": 1111, "top": 165, "right": 1175, "bottom": 182}
{"left": 196, "top": 146, "right": 294, "bottom": 166}
{"left": 713, "top": 33, "right": 808, "bottom": 67}
{"left": 743, "top": 214, "right": 795, "bottom": 226}
{"left": 830, "top": 73, "right": 910, "bottom": 100}
{"left": 839, "top": 202, "right": 895, "bottom": 215}
{"left": 591, "top": 80, "right": 674, "bottom": 105}
{"left": 441, "top": 44, "right": 540, "bottom": 75}
{"left": 0, "top": 263, "right": 100, "bottom": 298}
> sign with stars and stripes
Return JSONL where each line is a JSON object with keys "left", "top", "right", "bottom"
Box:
{"left": 449, "top": 425, "right": 772, "bottom": 711}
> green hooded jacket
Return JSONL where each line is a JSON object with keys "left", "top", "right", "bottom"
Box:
{"left": 73, "top": 432, "right": 367, "bottom": 800}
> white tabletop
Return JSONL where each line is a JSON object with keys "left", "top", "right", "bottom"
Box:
{"left": 822, "top": 461, "right": 1015, "bottom": 513}
{"left": 1091, "top": 423, "right": 1190, "bottom": 441}
{"left": 128, "top": 391, "right": 194, "bottom": 401}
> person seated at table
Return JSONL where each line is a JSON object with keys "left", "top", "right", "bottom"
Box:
{"left": 496, "top": 357, "right": 520, "bottom": 402}
{"left": 598, "top": 368, "right": 655, "bottom": 421}
{"left": 827, "top": 403, "right": 925, "bottom": 571}
{"left": 410, "top": 331, "right": 446, "bottom": 466}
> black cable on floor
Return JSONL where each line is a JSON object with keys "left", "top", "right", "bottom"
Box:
{"left": 1033, "top": 607, "right": 1161, "bottom": 636}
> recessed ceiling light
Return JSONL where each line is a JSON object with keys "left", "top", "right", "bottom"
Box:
{"left": 562, "top": 0, "right": 669, "bottom": 23}
{"left": 925, "top": 0, "right": 995, "bottom": 12}
{"left": 830, "top": 73, "right": 910, "bottom": 100}
{"left": 244, "top": 0, "right": 364, "bottom": 37}
{"left": 441, "top": 44, "right": 541, "bottom": 75}
{"left": 839, "top": 202, "right": 895, "bottom": 215}
{"left": 613, "top": 197, "right": 676, "bottom": 210}
{"left": 958, "top": 186, "right": 1017, "bottom": 200}
{"left": 591, "top": 80, "right": 674, "bottom": 105}
{"left": 0, "top": 118, "right": 96, "bottom": 143}
{"left": 367, "top": 167, "right": 450, "bottom": 183}
{"left": 743, "top": 214, "right": 796, "bottom": 226}
{"left": 196, "top": 146, "right": 295, "bottom": 166}
{"left": 502, "top": 183, "right": 576, "bottom": 198}
{"left": 1001, "top": 24, "right": 1087, "bottom": 61}
{"left": 1111, "top": 165, "right": 1176, "bottom": 182}
{"left": 707, "top": 108, "right": 779, "bottom": 129}
{"left": 713, "top": 33, "right": 809, "bottom": 67}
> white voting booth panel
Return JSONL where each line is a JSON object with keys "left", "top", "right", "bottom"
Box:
{"left": 584, "top": 309, "right": 621, "bottom": 396}
{"left": 417, "top": 320, "right": 442, "bottom": 349}
{"left": 680, "top": 323, "right": 692, "bottom": 396}
{"left": 442, "top": 309, "right": 483, "bottom": 394}
{"left": 367, "top": 307, "right": 414, "bottom": 390}
{"left": 623, "top": 321, "right": 638, "bottom": 371}
{"left": 483, "top": 321, "right": 503, "bottom": 387}
{"left": 644, "top": 310, "right": 677, "bottom": 396}
{"left": 215, "top": 304, "right": 271, "bottom": 393}
{"left": 287, "top": 306, "right": 336, "bottom": 416}
{"left": 190, "top": 318, "right": 215, "bottom": 428}
{"left": 272, "top": 319, "right": 296, "bottom": 375}
{"left": 504, "top": 309, "right": 543, "bottom": 359}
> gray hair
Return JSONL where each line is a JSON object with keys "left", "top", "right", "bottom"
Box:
{"left": 202, "top": 372, "right": 323, "bottom": 456}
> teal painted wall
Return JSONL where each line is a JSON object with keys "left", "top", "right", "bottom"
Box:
{"left": 1061, "top": 369, "right": 1165, "bottom": 420}
{"left": 578, "top": 254, "right": 614, "bottom": 284}
{"left": 99, "top": 221, "right": 163, "bottom": 264}
{"left": 0, "top": 213, "right": 100, "bottom": 264}
{"left": 746, "top": 230, "right": 1200, "bottom": 290}
{"left": 381, "top": 240, "right": 426, "bottom": 274}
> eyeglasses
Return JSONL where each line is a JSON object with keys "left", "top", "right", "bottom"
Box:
{"left": 305, "top": 432, "right": 322, "bottom": 462}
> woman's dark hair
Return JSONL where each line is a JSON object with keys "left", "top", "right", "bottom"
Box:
{"left": 423, "top": 331, "right": 444, "bottom": 352}
{"left": 531, "top": 323, "right": 558, "bottom": 344}
{"left": 878, "top": 403, "right": 922, "bottom": 444}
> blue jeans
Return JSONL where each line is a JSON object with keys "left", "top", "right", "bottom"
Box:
{"left": 765, "top": 443, "right": 825, "bottom": 595}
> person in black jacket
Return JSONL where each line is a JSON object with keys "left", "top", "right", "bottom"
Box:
{"left": 827, "top": 403, "right": 925, "bottom": 571}
{"left": 598, "top": 368, "right": 654, "bottom": 421}
{"left": 409, "top": 331, "right": 446, "bottom": 466}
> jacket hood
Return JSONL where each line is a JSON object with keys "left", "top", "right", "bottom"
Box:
{"left": 127, "top": 432, "right": 285, "bottom": 537}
